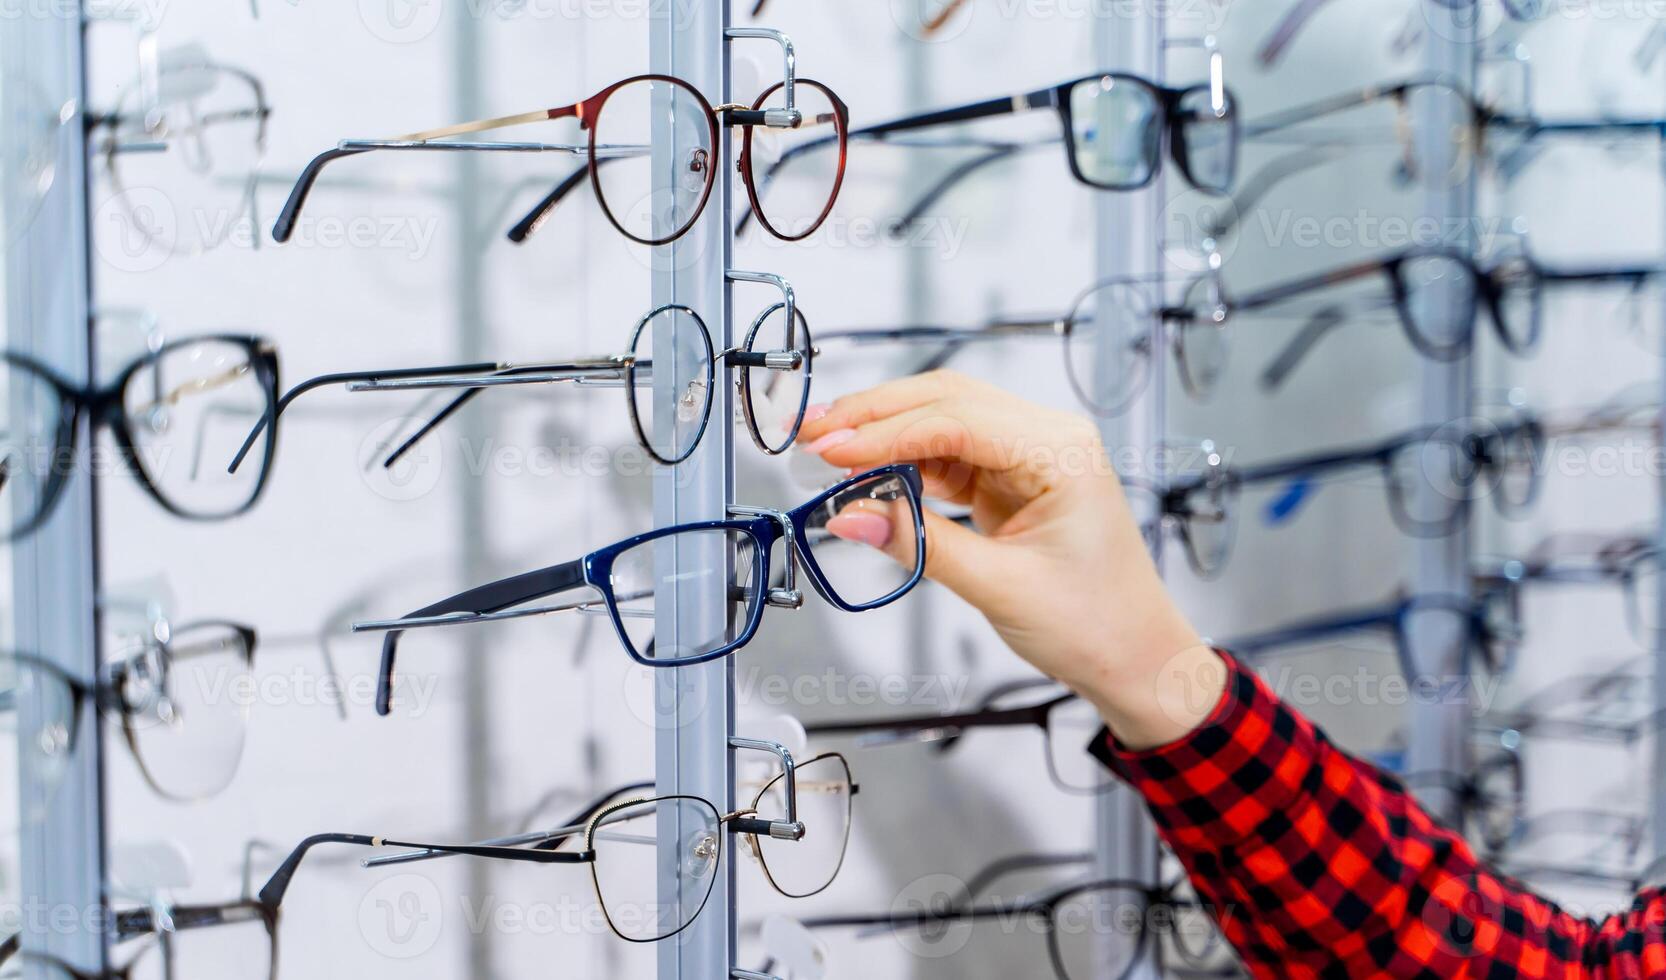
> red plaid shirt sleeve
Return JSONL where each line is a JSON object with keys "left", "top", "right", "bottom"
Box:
{"left": 1090, "top": 650, "right": 1666, "bottom": 978}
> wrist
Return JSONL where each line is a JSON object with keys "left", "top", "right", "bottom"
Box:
{"left": 1074, "top": 608, "right": 1223, "bottom": 752}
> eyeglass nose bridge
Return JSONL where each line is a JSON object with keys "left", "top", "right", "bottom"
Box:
{"left": 729, "top": 505, "right": 804, "bottom": 609}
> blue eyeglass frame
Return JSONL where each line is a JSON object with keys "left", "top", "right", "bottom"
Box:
{"left": 362, "top": 464, "right": 927, "bottom": 715}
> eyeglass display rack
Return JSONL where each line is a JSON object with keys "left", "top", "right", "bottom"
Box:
{"left": 9, "top": 2, "right": 1666, "bottom": 980}
{"left": 5, "top": 9, "right": 108, "bottom": 978}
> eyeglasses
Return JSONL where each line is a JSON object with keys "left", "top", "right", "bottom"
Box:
{"left": 1259, "top": 1, "right": 1544, "bottom": 67}
{"left": 1245, "top": 77, "right": 1666, "bottom": 188}
{"left": 1487, "top": 654, "right": 1660, "bottom": 745}
{"left": 0, "top": 898, "right": 277, "bottom": 980}
{"left": 227, "top": 303, "right": 812, "bottom": 478}
{"left": 805, "top": 678, "right": 1112, "bottom": 795}
{"left": 799, "top": 862, "right": 1234, "bottom": 980}
{"left": 1250, "top": 248, "right": 1659, "bottom": 392}
{"left": 750, "top": 68, "right": 1237, "bottom": 230}
{"left": 1226, "top": 592, "right": 1520, "bottom": 682}
{"left": 0, "top": 624, "right": 256, "bottom": 822}
{"left": 1476, "top": 532, "right": 1663, "bottom": 651}
{"left": 1490, "top": 809, "right": 1648, "bottom": 888}
{"left": 811, "top": 275, "right": 1161, "bottom": 419}
{"left": 1398, "top": 742, "right": 1524, "bottom": 854}
{"left": 90, "top": 46, "right": 272, "bottom": 257}
{"left": 273, "top": 73, "right": 849, "bottom": 248}
{"left": 264, "top": 758, "right": 856, "bottom": 944}
{"left": 1157, "top": 419, "right": 1546, "bottom": 577}
{"left": 0, "top": 336, "right": 280, "bottom": 542}
{"left": 353, "top": 465, "right": 926, "bottom": 715}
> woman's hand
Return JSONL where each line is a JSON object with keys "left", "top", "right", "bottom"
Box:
{"left": 801, "top": 370, "right": 1224, "bottom": 750}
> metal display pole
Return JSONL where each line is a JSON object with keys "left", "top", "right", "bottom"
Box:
{"left": 1404, "top": 6, "right": 1477, "bottom": 822}
{"left": 3, "top": 8, "right": 107, "bottom": 975}
{"left": 653, "top": 1, "right": 734, "bottom": 978}
{"left": 1094, "top": 5, "right": 1164, "bottom": 978}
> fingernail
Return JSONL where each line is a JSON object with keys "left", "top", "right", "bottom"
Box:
{"left": 806, "top": 428, "right": 857, "bottom": 454}
{"left": 826, "top": 511, "right": 893, "bottom": 549}
{"left": 803, "top": 403, "right": 832, "bottom": 424}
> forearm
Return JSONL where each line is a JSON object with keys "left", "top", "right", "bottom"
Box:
{"left": 1092, "top": 651, "right": 1666, "bottom": 976}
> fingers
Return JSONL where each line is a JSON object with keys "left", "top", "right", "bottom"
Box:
{"left": 799, "top": 371, "right": 964, "bottom": 443}
{"left": 823, "top": 502, "right": 1009, "bottom": 613}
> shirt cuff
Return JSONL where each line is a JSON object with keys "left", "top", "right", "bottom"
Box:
{"left": 1087, "top": 649, "right": 1327, "bottom": 853}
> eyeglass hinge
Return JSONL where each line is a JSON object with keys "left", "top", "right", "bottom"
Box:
{"left": 766, "top": 588, "right": 803, "bottom": 609}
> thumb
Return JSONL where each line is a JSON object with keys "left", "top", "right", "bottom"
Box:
{"left": 823, "top": 503, "right": 1008, "bottom": 610}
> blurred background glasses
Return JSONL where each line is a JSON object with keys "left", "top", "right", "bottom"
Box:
{"left": 354, "top": 465, "right": 926, "bottom": 715}
{"left": 275, "top": 73, "right": 848, "bottom": 247}
{"left": 1486, "top": 654, "right": 1661, "bottom": 745}
{"left": 90, "top": 43, "right": 271, "bottom": 257}
{"left": 804, "top": 677, "right": 1113, "bottom": 795}
{"left": 1489, "top": 809, "right": 1648, "bottom": 888}
{"left": 1158, "top": 418, "right": 1545, "bottom": 576}
{"left": 0, "top": 335, "right": 279, "bottom": 542}
{"left": 798, "top": 864, "right": 1235, "bottom": 980}
{"left": 1227, "top": 592, "right": 1520, "bottom": 684}
{"left": 0, "top": 623, "right": 255, "bottom": 828}
{"left": 1476, "top": 531, "right": 1663, "bottom": 650}
{"left": 1252, "top": 248, "right": 1659, "bottom": 393}
{"left": 836, "top": 68, "right": 1237, "bottom": 199}
{"left": 1244, "top": 76, "right": 1666, "bottom": 188}
{"left": 104, "top": 619, "right": 257, "bottom": 802}
{"left": 1259, "top": 0, "right": 1545, "bottom": 67}
{"left": 1398, "top": 737, "right": 1524, "bottom": 853}
{"left": 812, "top": 275, "right": 1164, "bottom": 419}
{"left": 2, "top": 894, "right": 277, "bottom": 980}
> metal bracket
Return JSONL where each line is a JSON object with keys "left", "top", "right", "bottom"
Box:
{"left": 730, "top": 736, "right": 804, "bottom": 839}
{"left": 728, "top": 505, "right": 803, "bottom": 608}
{"left": 723, "top": 27, "right": 799, "bottom": 125}
{"left": 727, "top": 269, "right": 797, "bottom": 346}
{"left": 732, "top": 971, "right": 785, "bottom": 980}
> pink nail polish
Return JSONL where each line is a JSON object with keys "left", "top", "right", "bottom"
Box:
{"left": 806, "top": 428, "right": 857, "bottom": 454}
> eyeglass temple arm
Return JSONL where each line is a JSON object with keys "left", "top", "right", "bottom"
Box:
{"left": 227, "top": 363, "right": 501, "bottom": 473}
{"left": 1226, "top": 603, "right": 1402, "bottom": 658}
{"left": 280, "top": 103, "right": 585, "bottom": 244}
{"left": 367, "top": 559, "right": 589, "bottom": 716}
{"left": 506, "top": 163, "right": 592, "bottom": 244}
{"left": 1241, "top": 82, "right": 1417, "bottom": 139}
{"left": 365, "top": 780, "right": 659, "bottom": 868}
{"left": 1535, "top": 264, "right": 1660, "bottom": 286}
{"left": 375, "top": 361, "right": 626, "bottom": 469}
{"left": 853, "top": 86, "right": 1048, "bottom": 143}
{"left": 1257, "top": 0, "right": 1333, "bottom": 67}
{"left": 1259, "top": 304, "right": 1352, "bottom": 392}
{"left": 114, "top": 901, "right": 268, "bottom": 944}
{"left": 803, "top": 698, "right": 1054, "bottom": 743}
{"left": 272, "top": 147, "right": 371, "bottom": 242}
{"left": 956, "top": 852, "right": 1094, "bottom": 909}
{"left": 259, "top": 832, "right": 592, "bottom": 911}
{"left": 888, "top": 143, "right": 1025, "bottom": 234}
